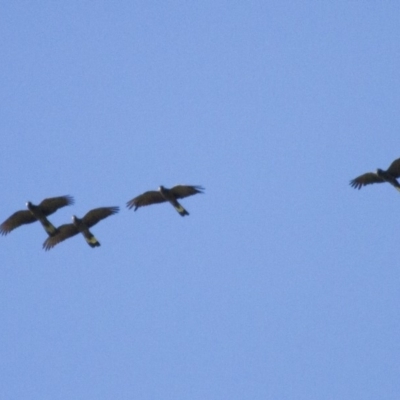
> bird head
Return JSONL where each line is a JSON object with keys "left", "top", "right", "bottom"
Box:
{"left": 26, "top": 201, "right": 33, "bottom": 210}
{"left": 376, "top": 168, "right": 384, "bottom": 176}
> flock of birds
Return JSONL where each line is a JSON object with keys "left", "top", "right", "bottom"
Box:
{"left": 0, "top": 185, "right": 204, "bottom": 250}
{"left": 3, "top": 157, "right": 399, "bottom": 251}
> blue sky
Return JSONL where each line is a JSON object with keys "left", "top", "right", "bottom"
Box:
{"left": 1, "top": 1, "right": 400, "bottom": 399}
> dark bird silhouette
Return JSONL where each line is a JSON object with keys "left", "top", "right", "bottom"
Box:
{"left": 43, "top": 206, "right": 119, "bottom": 250}
{"left": 0, "top": 195, "right": 74, "bottom": 236}
{"left": 127, "top": 185, "right": 204, "bottom": 216}
{"left": 350, "top": 158, "right": 400, "bottom": 191}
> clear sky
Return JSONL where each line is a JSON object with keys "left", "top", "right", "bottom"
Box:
{"left": 1, "top": 1, "right": 400, "bottom": 399}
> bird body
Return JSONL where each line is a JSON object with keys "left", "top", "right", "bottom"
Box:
{"left": 26, "top": 201, "right": 58, "bottom": 236}
{"left": 43, "top": 206, "right": 119, "bottom": 250}
{"left": 0, "top": 196, "right": 74, "bottom": 236}
{"left": 72, "top": 215, "right": 100, "bottom": 247}
{"left": 127, "top": 185, "right": 204, "bottom": 216}
{"left": 376, "top": 168, "right": 400, "bottom": 190}
{"left": 350, "top": 158, "right": 400, "bottom": 191}
{"left": 159, "top": 186, "right": 189, "bottom": 216}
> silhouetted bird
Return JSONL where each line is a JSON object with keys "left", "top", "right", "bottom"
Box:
{"left": 350, "top": 158, "right": 400, "bottom": 191}
{"left": 43, "top": 206, "right": 119, "bottom": 250}
{"left": 0, "top": 195, "right": 74, "bottom": 236}
{"left": 127, "top": 185, "right": 204, "bottom": 216}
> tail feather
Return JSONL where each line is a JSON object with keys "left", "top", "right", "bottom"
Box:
{"left": 40, "top": 218, "right": 58, "bottom": 236}
{"left": 85, "top": 234, "right": 101, "bottom": 248}
{"left": 175, "top": 205, "right": 189, "bottom": 216}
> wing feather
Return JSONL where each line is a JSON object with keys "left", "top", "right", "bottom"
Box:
{"left": 126, "top": 191, "right": 165, "bottom": 210}
{"left": 170, "top": 185, "right": 204, "bottom": 199}
{"left": 39, "top": 195, "right": 74, "bottom": 215}
{"left": 349, "top": 173, "right": 384, "bottom": 189}
{"left": 0, "top": 210, "right": 37, "bottom": 235}
{"left": 386, "top": 158, "right": 400, "bottom": 178}
{"left": 43, "top": 224, "right": 79, "bottom": 250}
{"left": 82, "top": 207, "right": 119, "bottom": 227}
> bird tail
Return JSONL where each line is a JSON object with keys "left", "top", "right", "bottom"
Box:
{"left": 39, "top": 217, "right": 58, "bottom": 236}
{"left": 85, "top": 234, "right": 101, "bottom": 248}
{"left": 175, "top": 204, "right": 189, "bottom": 216}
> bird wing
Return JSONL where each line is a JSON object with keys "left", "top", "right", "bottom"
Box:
{"left": 170, "top": 185, "right": 204, "bottom": 199}
{"left": 42, "top": 224, "right": 79, "bottom": 250}
{"left": 0, "top": 210, "right": 37, "bottom": 235}
{"left": 39, "top": 195, "right": 74, "bottom": 215}
{"left": 386, "top": 158, "right": 400, "bottom": 178}
{"left": 126, "top": 191, "right": 165, "bottom": 210}
{"left": 82, "top": 207, "right": 119, "bottom": 227}
{"left": 349, "top": 173, "right": 384, "bottom": 189}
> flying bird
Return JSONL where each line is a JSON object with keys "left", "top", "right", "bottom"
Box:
{"left": 350, "top": 158, "right": 400, "bottom": 191}
{"left": 127, "top": 185, "right": 204, "bottom": 216}
{"left": 0, "top": 195, "right": 74, "bottom": 236}
{"left": 43, "top": 206, "right": 119, "bottom": 250}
